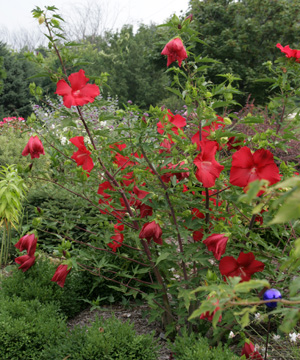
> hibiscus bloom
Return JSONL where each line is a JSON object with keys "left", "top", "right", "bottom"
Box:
{"left": 51, "top": 264, "right": 71, "bottom": 288}
{"left": 230, "top": 147, "right": 280, "bottom": 194}
{"left": 22, "top": 136, "right": 45, "bottom": 159}
{"left": 219, "top": 251, "right": 265, "bottom": 282}
{"left": 161, "top": 38, "right": 188, "bottom": 67}
{"left": 139, "top": 221, "right": 163, "bottom": 245}
{"left": 15, "top": 233, "right": 37, "bottom": 256}
{"left": 192, "top": 115, "right": 225, "bottom": 151}
{"left": 203, "top": 233, "right": 228, "bottom": 261}
{"left": 241, "top": 342, "right": 263, "bottom": 360}
{"left": 132, "top": 186, "right": 153, "bottom": 218}
{"left": 194, "top": 141, "right": 224, "bottom": 188}
{"left": 15, "top": 254, "right": 35, "bottom": 272}
{"left": 276, "top": 43, "right": 300, "bottom": 62}
{"left": 70, "top": 136, "right": 94, "bottom": 174}
{"left": 160, "top": 161, "right": 190, "bottom": 183}
{"left": 108, "top": 223, "right": 124, "bottom": 252}
{"left": 200, "top": 298, "right": 222, "bottom": 323}
{"left": 157, "top": 110, "right": 186, "bottom": 138}
{"left": 55, "top": 69, "right": 100, "bottom": 108}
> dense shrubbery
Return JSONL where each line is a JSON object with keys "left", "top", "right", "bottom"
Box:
{"left": 0, "top": 296, "right": 67, "bottom": 360}
{"left": 41, "top": 316, "right": 159, "bottom": 360}
{"left": 170, "top": 330, "right": 239, "bottom": 359}
{"left": 1, "top": 258, "right": 95, "bottom": 318}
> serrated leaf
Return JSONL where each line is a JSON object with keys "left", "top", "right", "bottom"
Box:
{"left": 234, "top": 279, "right": 270, "bottom": 293}
{"left": 155, "top": 252, "right": 170, "bottom": 266}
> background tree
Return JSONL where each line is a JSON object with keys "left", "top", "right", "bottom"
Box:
{"left": 0, "top": 44, "right": 39, "bottom": 118}
{"left": 188, "top": 0, "right": 300, "bottom": 105}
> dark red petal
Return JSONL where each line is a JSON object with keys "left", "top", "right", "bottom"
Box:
{"left": 245, "top": 259, "right": 265, "bottom": 276}
{"left": 237, "top": 252, "right": 255, "bottom": 267}
{"left": 219, "top": 256, "right": 239, "bottom": 277}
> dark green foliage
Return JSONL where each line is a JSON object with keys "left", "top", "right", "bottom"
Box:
{"left": 0, "top": 296, "right": 67, "bottom": 360}
{"left": 0, "top": 258, "right": 94, "bottom": 318}
{"left": 170, "top": 330, "right": 239, "bottom": 359}
{"left": 23, "top": 184, "right": 104, "bottom": 250}
{"left": 76, "top": 25, "right": 169, "bottom": 108}
{"left": 189, "top": 0, "right": 300, "bottom": 105}
{"left": 41, "top": 316, "right": 159, "bottom": 360}
{"left": 0, "top": 43, "right": 39, "bottom": 119}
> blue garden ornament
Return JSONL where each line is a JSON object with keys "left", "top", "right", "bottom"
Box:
{"left": 263, "top": 289, "right": 282, "bottom": 308}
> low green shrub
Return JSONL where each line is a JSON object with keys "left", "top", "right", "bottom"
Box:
{"left": 0, "top": 295, "right": 67, "bottom": 360}
{"left": 170, "top": 330, "right": 239, "bottom": 360}
{"left": 41, "top": 316, "right": 160, "bottom": 360}
{"left": 0, "top": 258, "right": 95, "bottom": 318}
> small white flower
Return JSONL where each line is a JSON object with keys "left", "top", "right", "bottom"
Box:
{"left": 273, "top": 334, "right": 281, "bottom": 341}
{"left": 254, "top": 344, "right": 260, "bottom": 351}
{"left": 228, "top": 331, "right": 235, "bottom": 339}
{"left": 289, "top": 332, "right": 297, "bottom": 343}
{"left": 254, "top": 313, "right": 261, "bottom": 320}
{"left": 60, "top": 136, "right": 67, "bottom": 145}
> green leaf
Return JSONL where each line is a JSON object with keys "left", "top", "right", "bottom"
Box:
{"left": 155, "top": 252, "right": 170, "bottom": 266}
{"left": 234, "top": 279, "right": 270, "bottom": 293}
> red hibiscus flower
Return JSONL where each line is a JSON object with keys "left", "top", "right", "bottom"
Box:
{"left": 227, "top": 136, "right": 243, "bottom": 151}
{"left": 159, "top": 138, "right": 173, "bottom": 154}
{"left": 200, "top": 298, "right": 222, "bottom": 323}
{"left": 51, "top": 264, "right": 71, "bottom": 288}
{"left": 241, "top": 342, "right": 263, "bottom": 360}
{"left": 139, "top": 221, "right": 163, "bottom": 245}
{"left": 194, "top": 141, "right": 224, "bottom": 188}
{"left": 70, "top": 136, "right": 94, "bottom": 174}
{"left": 15, "top": 233, "right": 37, "bottom": 256}
{"left": 161, "top": 37, "right": 188, "bottom": 67}
{"left": 219, "top": 252, "right": 265, "bottom": 282}
{"left": 229, "top": 147, "right": 280, "bottom": 194}
{"left": 15, "top": 254, "right": 35, "bottom": 272}
{"left": 22, "top": 136, "right": 45, "bottom": 159}
{"left": 55, "top": 69, "right": 100, "bottom": 108}
{"left": 192, "top": 116, "right": 225, "bottom": 151}
{"left": 203, "top": 233, "right": 229, "bottom": 261}
{"left": 108, "top": 223, "right": 124, "bottom": 252}
{"left": 133, "top": 186, "right": 153, "bottom": 218}
{"left": 276, "top": 43, "right": 300, "bottom": 62}
{"left": 161, "top": 161, "right": 190, "bottom": 183}
{"left": 97, "top": 181, "right": 123, "bottom": 219}
{"left": 157, "top": 110, "right": 186, "bottom": 138}
{"left": 193, "top": 229, "right": 204, "bottom": 242}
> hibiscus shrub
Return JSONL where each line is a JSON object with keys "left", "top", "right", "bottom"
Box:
{"left": 15, "top": 6, "right": 300, "bottom": 355}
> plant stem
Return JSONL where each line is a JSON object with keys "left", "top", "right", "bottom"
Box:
{"left": 140, "top": 146, "right": 188, "bottom": 282}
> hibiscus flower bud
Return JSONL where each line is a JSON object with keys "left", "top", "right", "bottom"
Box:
{"left": 223, "top": 117, "right": 232, "bottom": 125}
{"left": 51, "top": 264, "right": 71, "bottom": 288}
{"left": 139, "top": 221, "right": 163, "bottom": 245}
{"left": 22, "top": 136, "right": 45, "bottom": 159}
{"left": 38, "top": 15, "right": 45, "bottom": 25}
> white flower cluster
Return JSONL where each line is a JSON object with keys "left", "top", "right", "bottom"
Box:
{"left": 289, "top": 332, "right": 300, "bottom": 343}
